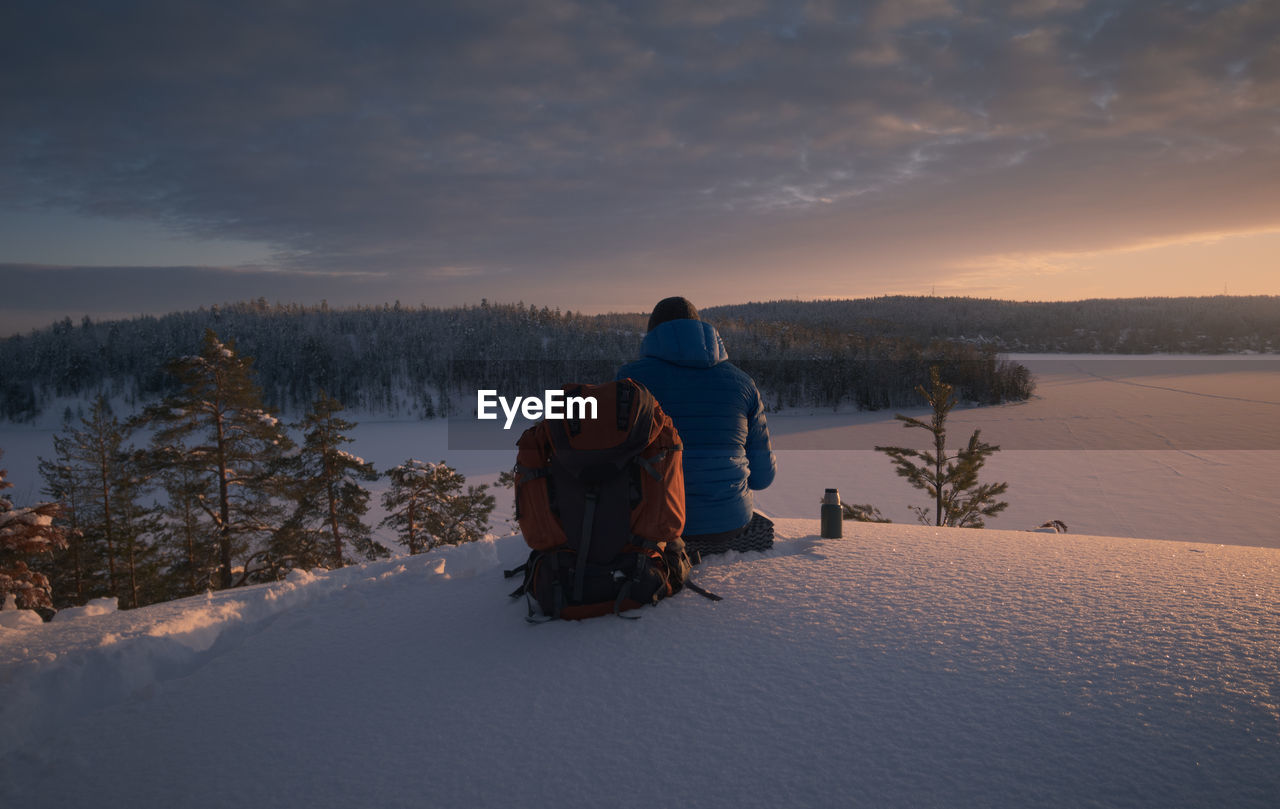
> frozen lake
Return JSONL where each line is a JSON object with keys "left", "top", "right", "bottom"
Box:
{"left": 759, "top": 356, "right": 1280, "bottom": 548}
{"left": 2, "top": 355, "right": 1278, "bottom": 548}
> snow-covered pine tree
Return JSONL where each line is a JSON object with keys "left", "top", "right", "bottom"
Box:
{"left": 1, "top": 448, "right": 68, "bottom": 610}
{"left": 142, "top": 330, "right": 293, "bottom": 590}
{"left": 875, "top": 366, "right": 1010, "bottom": 528}
{"left": 275, "top": 391, "right": 385, "bottom": 571}
{"left": 379, "top": 460, "right": 495, "bottom": 555}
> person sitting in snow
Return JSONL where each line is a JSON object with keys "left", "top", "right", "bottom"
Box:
{"left": 618, "top": 296, "right": 777, "bottom": 557}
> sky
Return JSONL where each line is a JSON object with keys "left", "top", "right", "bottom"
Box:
{"left": 2, "top": 0, "right": 1278, "bottom": 336}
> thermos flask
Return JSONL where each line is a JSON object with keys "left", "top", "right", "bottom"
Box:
{"left": 821, "top": 488, "right": 842, "bottom": 538}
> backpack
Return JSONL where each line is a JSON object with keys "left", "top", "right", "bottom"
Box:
{"left": 505, "top": 378, "right": 699, "bottom": 620}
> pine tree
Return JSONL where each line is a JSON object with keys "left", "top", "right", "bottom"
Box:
{"left": 149, "top": 442, "right": 219, "bottom": 597}
{"left": 275, "top": 392, "right": 384, "bottom": 571}
{"left": 47, "top": 401, "right": 120, "bottom": 599}
{"left": 142, "top": 330, "right": 293, "bottom": 589}
{"left": 1, "top": 448, "right": 68, "bottom": 610}
{"left": 37, "top": 434, "right": 88, "bottom": 605}
{"left": 875, "top": 366, "right": 1010, "bottom": 528}
{"left": 40, "top": 395, "right": 158, "bottom": 607}
{"left": 113, "top": 447, "right": 162, "bottom": 607}
{"left": 380, "top": 460, "right": 495, "bottom": 555}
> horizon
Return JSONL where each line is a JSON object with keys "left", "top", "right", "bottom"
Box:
{"left": 7, "top": 291, "right": 1280, "bottom": 340}
{"left": 3, "top": 1, "right": 1279, "bottom": 335}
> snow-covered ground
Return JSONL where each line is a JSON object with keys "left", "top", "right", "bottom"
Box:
{"left": 3, "top": 522, "right": 1278, "bottom": 808}
{"left": 2, "top": 355, "right": 1279, "bottom": 806}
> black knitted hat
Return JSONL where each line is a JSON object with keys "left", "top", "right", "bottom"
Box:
{"left": 647, "top": 296, "right": 700, "bottom": 332}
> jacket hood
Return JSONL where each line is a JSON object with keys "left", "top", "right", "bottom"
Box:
{"left": 640, "top": 319, "right": 729, "bottom": 369}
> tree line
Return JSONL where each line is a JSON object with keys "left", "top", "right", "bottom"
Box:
{"left": 707, "top": 295, "right": 1280, "bottom": 354}
{"left": 2, "top": 330, "right": 495, "bottom": 613}
{"left": 0, "top": 298, "right": 1042, "bottom": 424}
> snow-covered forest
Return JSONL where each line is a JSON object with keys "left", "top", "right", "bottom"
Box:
{"left": 7, "top": 295, "right": 1278, "bottom": 425}
{"left": 1, "top": 295, "right": 1162, "bottom": 422}
{"left": 1, "top": 331, "right": 498, "bottom": 613}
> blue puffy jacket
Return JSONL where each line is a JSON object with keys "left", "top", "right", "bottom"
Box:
{"left": 617, "top": 319, "right": 776, "bottom": 536}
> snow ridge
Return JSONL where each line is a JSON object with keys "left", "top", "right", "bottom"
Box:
{"left": 0, "top": 540, "right": 499, "bottom": 761}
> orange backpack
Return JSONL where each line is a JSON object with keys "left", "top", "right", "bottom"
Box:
{"left": 505, "top": 379, "right": 698, "bottom": 620}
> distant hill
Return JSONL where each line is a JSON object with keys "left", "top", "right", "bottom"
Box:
{"left": 704, "top": 295, "right": 1280, "bottom": 354}
{"left": 7, "top": 294, "right": 1279, "bottom": 424}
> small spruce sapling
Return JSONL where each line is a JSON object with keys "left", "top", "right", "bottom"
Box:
{"left": 875, "top": 366, "right": 1010, "bottom": 528}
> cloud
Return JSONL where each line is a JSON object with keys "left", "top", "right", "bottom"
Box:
{"left": 422, "top": 265, "right": 504, "bottom": 279}
{"left": 0, "top": 263, "right": 377, "bottom": 318}
{"left": 866, "top": 0, "right": 959, "bottom": 32}
{"left": 1, "top": 0, "right": 1278, "bottom": 317}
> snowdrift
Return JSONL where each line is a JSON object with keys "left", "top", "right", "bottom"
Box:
{"left": 2, "top": 521, "right": 1278, "bottom": 808}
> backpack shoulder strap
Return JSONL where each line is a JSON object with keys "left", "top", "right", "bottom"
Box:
{"left": 572, "top": 487, "right": 599, "bottom": 602}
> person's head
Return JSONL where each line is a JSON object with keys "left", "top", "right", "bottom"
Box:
{"left": 647, "top": 296, "right": 700, "bottom": 332}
